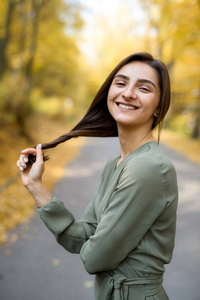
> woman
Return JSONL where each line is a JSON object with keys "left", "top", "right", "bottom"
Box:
{"left": 17, "top": 52, "right": 178, "bottom": 300}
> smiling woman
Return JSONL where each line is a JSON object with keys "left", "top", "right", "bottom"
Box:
{"left": 17, "top": 52, "right": 178, "bottom": 300}
{"left": 27, "top": 52, "right": 170, "bottom": 158}
{"left": 107, "top": 61, "right": 160, "bottom": 147}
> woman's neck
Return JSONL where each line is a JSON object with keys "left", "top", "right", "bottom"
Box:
{"left": 117, "top": 125, "right": 155, "bottom": 161}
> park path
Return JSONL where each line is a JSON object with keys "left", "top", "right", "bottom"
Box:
{"left": 0, "top": 137, "right": 200, "bottom": 300}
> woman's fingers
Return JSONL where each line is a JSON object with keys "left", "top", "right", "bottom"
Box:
{"left": 19, "top": 154, "right": 26, "bottom": 164}
{"left": 17, "top": 145, "right": 44, "bottom": 171}
{"left": 17, "top": 155, "right": 28, "bottom": 171}
{"left": 17, "top": 160, "right": 24, "bottom": 171}
{"left": 17, "top": 145, "right": 45, "bottom": 189}
{"left": 35, "top": 144, "right": 43, "bottom": 164}
{"left": 17, "top": 147, "right": 37, "bottom": 171}
{"left": 21, "top": 148, "right": 37, "bottom": 155}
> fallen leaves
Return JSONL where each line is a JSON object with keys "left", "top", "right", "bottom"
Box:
{"left": 161, "top": 129, "right": 200, "bottom": 166}
{"left": 0, "top": 114, "right": 84, "bottom": 245}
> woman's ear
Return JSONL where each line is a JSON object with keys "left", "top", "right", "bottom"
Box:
{"left": 154, "top": 110, "right": 159, "bottom": 117}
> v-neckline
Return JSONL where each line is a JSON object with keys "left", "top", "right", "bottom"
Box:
{"left": 114, "top": 141, "right": 157, "bottom": 170}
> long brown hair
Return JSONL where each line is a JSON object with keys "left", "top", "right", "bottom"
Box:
{"left": 29, "top": 52, "right": 171, "bottom": 162}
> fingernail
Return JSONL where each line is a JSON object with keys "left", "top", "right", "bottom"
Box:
{"left": 20, "top": 167, "right": 24, "bottom": 171}
{"left": 22, "top": 164, "right": 26, "bottom": 168}
{"left": 38, "top": 144, "right": 42, "bottom": 149}
{"left": 24, "top": 158, "right": 28, "bottom": 163}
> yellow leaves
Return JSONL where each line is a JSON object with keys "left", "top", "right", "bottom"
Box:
{"left": 4, "top": 248, "right": 11, "bottom": 256}
{"left": 0, "top": 114, "right": 84, "bottom": 245}
{"left": 52, "top": 259, "right": 61, "bottom": 266}
{"left": 139, "top": 0, "right": 200, "bottom": 137}
{"left": 0, "top": 181, "right": 36, "bottom": 244}
{"left": 84, "top": 281, "right": 94, "bottom": 289}
{"left": 162, "top": 130, "right": 200, "bottom": 165}
{"left": 70, "top": 198, "right": 78, "bottom": 207}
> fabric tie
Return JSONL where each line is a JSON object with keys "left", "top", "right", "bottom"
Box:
{"left": 96, "top": 273, "right": 163, "bottom": 300}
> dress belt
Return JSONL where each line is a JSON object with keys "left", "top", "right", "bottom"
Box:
{"left": 97, "top": 273, "right": 163, "bottom": 300}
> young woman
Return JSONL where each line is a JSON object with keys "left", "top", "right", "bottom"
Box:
{"left": 17, "top": 52, "right": 178, "bottom": 300}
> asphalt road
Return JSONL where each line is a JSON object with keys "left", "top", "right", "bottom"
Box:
{"left": 0, "top": 137, "right": 200, "bottom": 300}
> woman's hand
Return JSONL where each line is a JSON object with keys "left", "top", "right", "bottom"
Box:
{"left": 17, "top": 144, "right": 44, "bottom": 188}
{"left": 17, "top": 144, "right": 52, "bottom": 207}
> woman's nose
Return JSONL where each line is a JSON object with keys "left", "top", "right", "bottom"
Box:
{"left": 122, "top": 87, "right": 137, "bottom": 100}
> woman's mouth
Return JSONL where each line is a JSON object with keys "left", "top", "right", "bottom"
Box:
{"left": 116, "top": 102, "right": 137, "bottom": 111}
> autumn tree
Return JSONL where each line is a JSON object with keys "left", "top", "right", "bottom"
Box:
{"left": 0, "top": 0, "right": 84, "bottom": 136}
{"left": 78, "top": 3, "right": 145, "bottom": 109}
{"left": 140, "top": 0, "right": 200, "bottom": 138}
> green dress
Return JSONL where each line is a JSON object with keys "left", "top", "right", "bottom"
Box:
{"left": 37, "top": 141, "right": 178, "bottom": 300}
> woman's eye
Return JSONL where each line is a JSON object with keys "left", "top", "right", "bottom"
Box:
{"left": 116, "top": 82, "right": 125, "bottom": 86}
{"left": 140, "top": 86, "right": 150, "bottom": 92}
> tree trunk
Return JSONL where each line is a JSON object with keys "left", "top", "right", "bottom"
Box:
{"left": 24, "top": 0, "right": 40, "bottom": 94}
{"left": 16, "top": 0, "right": 41, "bottom": 142}
{"left": 0, "top": 0, "right": 14, "bottom": 77}
{"left": 192, "top": 97, "right": 200, "bottom": 139}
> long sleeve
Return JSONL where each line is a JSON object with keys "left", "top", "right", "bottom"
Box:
{"left": 80, "top": 156, "right": 176, "bottom": 274}
{"left": 37, "top": 194, "right": 98, "bottom": 253}
{"left": 36, "top": 157, "right": 116, "bottom": 253}
{"left": 37, "top": 142, "right": 178, "bottom": 281}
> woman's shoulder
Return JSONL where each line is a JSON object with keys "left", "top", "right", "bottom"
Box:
{"left": 124, "top": 142, "right": 177, "bottom": 177}
{"left": 120, "top": 142, "right": 178, "bottom": 200}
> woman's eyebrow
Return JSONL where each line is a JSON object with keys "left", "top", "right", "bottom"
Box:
{"left": 114, "top": 75, "right": 156, "bottom": 89}
{"left": 137, "top": 78, "right": 156, "bottom": 89}
{"left": 114, "top": 74, "right": 129, "bottom": 80}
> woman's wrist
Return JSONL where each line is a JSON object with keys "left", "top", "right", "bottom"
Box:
{"left": 26, "top": 181, "right": 52, "bottom": 208}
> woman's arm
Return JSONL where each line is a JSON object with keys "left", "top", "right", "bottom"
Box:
{"left": 35, "top": 158, "right": 115, "bottom": 253}
{"left": 17, "top": 144, "right": 52, "bottom": 207}
{"left": 17, "top": 145, "right": 97, "bottom": 253}
{"left": 79, "top": 157, "right": 177, "bottom": 274}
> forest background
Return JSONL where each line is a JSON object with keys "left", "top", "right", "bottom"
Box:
{"left": 0, "top": 0, "right": 199, "bottom": 244}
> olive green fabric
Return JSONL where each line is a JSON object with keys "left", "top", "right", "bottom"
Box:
{"left": 37, "top": 141, "right": 178, "bottom": 300}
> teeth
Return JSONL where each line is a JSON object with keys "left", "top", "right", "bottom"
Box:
{"left": 118, "top": 103, "right": 135, "bottom": 110}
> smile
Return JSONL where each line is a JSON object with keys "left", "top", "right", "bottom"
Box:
{"left": 117, "top": 103, "right": 136, "bottom": 111}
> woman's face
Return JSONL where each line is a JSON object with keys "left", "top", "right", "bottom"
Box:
{"left": 107, "top": 61, "right": 160, "bottom": 132}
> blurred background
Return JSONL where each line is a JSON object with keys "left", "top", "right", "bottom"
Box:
{"left": 0, "top": 0, "right": 199, "bottom": 243}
